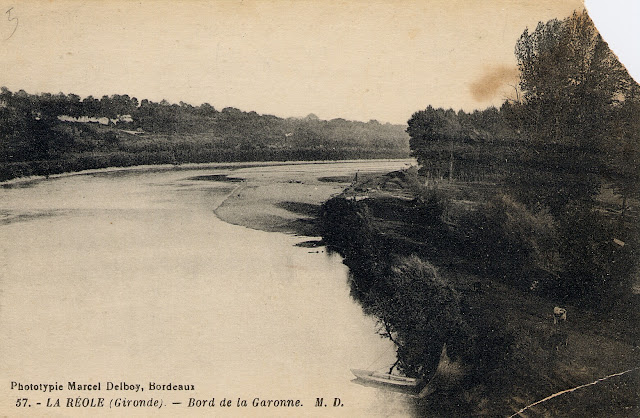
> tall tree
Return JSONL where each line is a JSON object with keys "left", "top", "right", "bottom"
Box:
{"left": 514, "top": 11, "right": 628, "bottom": 143}
{"left": 407, "top": 106, "right": 461, "bottom": 180}
{"left": 507, "top": 10, "right": 637, "bottom": 212}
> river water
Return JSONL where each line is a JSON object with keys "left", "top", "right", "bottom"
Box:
{"left": 0, "top": 161, "right": 416, "bottom": 417}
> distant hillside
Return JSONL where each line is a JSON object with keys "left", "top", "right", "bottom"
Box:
{"left": 0, "top": 88, "right": 409, "bottom": 180}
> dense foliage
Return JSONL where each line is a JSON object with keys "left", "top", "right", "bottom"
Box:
{"left": 406, "top": 11, "right": 638, "bottom": 304}
{"left": 318, "top": 13, "right": 639, "bottom": 411}
{"left": 408, "top": 12, "right": 638, "bottom": 213}
{"left": 321, "top": 196, "right": 470, "bottom": 379}
{"left": 0, "top": 88, "right": 409, "bottom": 181}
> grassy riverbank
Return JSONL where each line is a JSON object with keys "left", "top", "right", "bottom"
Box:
{"left": 319, "top": 168, "right": 639, "bottom": 416}
{"left": 203, "top": 162, "right": 638, "bottom": 415}
{"left": 200, "top": 161, "right": 639, "bottom": 415}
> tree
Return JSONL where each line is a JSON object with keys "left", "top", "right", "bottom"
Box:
{"left": 82, "top": 96, "right": 100, "bottom": 117}
{"left": 370, "top": 255, "right": 470, "bottom": 379}
{"left": 604, "top": 84, "right": 640, "bottom": 223}
{"left": 407, "top": 106, "right": 461, "bottom": 180}
{"left": 320, "top": 197, "right": 385, "bottom": 296}
{"left": 99, "top": 95, "right": 117, "bottom": 121}
{"left": 514, "top": 11, "right": 628, "bottom": 143}
{"left": 507, "top": 10, "right": 637, "bottom": 212}
{"left": 196, "top": 102, "right": 217, "bottom": 117}
{"left": 507, "top": 10, "right": 639, "bottom": 302}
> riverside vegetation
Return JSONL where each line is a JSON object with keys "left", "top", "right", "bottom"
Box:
{"left": 0, "top": 89, "right": 409, "bottom": 181}
{"left": 321, "top": 11, "right": 638, "bottom": 416}
{"left": 2, "top": 8, "right": 638, "bottom": 417}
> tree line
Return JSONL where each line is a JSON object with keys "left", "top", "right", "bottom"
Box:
{"left": 319, "top": 10, "right": 639, "bottom": 409}
{"left": 405, "top": 11, "right": 639, "bottom": 303}
{"left": 408, "top": 11, "right": 639, "bottom": 215}
{"left": 0, "top": 88, "right": 410, "bottom": 181}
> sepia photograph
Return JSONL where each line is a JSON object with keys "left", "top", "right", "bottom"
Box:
{"left": 0, "top": 0, "right": 638, "bottom": 416}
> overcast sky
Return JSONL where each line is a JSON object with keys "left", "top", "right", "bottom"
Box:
{"left": 0, "top": 0, "right": 636, "bottom": 124}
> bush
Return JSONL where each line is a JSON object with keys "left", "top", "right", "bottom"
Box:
{"left": 458, "top": 194, "right": 636, "bottom": 306}
{"left": 368, "top": 255, "right": 471, "bottom": 379}
{"left": 459, "top": 194, "right": 561, "bottom": 288}
{"left": 320, "top": 197, "right": 386, "bottom": 295}
{"left": 552, "top": 203, "right": 636, "bottom": 306}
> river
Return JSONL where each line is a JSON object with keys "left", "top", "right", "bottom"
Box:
{"left": 0, "top": 160, "right": 416, "bottom": 417}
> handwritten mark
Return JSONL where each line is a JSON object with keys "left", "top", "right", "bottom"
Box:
{"left": 5, "top": 7, "right": 18, "bottom": 40}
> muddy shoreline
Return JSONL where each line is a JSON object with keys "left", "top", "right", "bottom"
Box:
{"left": 211, "top": 160, "right": 414, "bottom": 236}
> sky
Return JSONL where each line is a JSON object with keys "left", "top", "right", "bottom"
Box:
{"left": 0, "top": 0, "right": 636, "bottom": 124}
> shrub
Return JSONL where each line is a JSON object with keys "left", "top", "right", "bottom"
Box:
{"left": 369, "top": 255, "right": 471, "bottom": 379}
{"left": 552, "top": 203, "right": 636, "bottom": 306}
{"left": 460, "top": 194, "right": 561, "bottom": 288}
{"left": 320, "top": 197, "right": 386, "bottom": 294}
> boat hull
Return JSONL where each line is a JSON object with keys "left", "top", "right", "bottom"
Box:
{"left": 350, "top": 369, "right": 420, "bottom": 388}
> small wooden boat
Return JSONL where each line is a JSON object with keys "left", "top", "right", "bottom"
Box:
{"left": 350, "top": 369, "right": 421, "bottom": 388}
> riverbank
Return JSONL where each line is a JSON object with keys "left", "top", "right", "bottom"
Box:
{"left": 212, "top": 160, "right": 415, "bottom": 237}
{"left": 0, "top": 90, "right": 410, "bottom": 183}
{"left": 318, "top": 169, "right": 639, "bottom": 416}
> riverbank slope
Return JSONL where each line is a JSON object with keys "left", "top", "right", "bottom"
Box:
{"left": 318, "top": 169, "right": 639, "bottom": 416}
